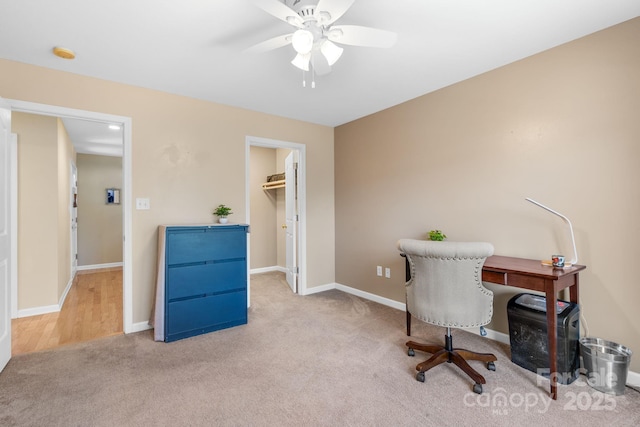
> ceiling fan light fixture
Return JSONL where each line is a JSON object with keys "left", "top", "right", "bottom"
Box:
{"left": 320, "top": 40, "right": 343, "bottom": 66}
{"left": 328, "top": 28, "right": 344, "bottom": 41}
{"left": 316, "top": 11, "right": 331, "bottom": 24}
{"left": 291, "top": 29, "right": 314, "bottom": 54}
{"left": 291, "top": 53, "right": 310, "bottom": 71}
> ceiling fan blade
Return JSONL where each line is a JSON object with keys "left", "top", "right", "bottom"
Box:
{"left": 311, "top": 51, "right": 331, "bottom": 76}
{"left": 249, "top": 0, "right": 304, "bottom": 27}
{"left": 328, "top": 25, "right": 397, "bottom": 48}
{"left": 244, "top": 33, "right": 293, "bottom": 53}
{"left": 314, "top": 0, "right": 355, "bottom": 25}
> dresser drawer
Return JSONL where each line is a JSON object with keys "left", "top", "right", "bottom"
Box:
{"left": 167, "top": 261, "right": 246, "bottom": 301}
{"left": 166, "top": 226, "right": 247, "bottom": 265}
{"left": 166, "top": 291, "right": 247, "bottom": 342}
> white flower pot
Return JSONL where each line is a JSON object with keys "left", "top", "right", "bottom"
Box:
{"left": 218, "top": 217, "right": 228, "bottom": 224}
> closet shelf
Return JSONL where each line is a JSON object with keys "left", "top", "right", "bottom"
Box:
{"left": 262, "top": 179, "right": 285, "bottom": 190}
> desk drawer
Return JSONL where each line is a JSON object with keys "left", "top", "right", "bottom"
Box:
{"left": 483, "top": 270, "right": 506, "bottom": 285}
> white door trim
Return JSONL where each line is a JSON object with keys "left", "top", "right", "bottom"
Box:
{"left": 9, "top": 134, "right": 17, "bottom": 318}
{"left": 6, "top": 99, "right": 134, "bottom": 333}
{"left": 245, "top": 136, "right": 307, "bottom": 298}
{"left": 1, "top": 98, "right": 12, "bottom": 372}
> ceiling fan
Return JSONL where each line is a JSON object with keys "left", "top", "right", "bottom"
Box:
{"left": 247, "top": 0, "right": 397, "bottom": 79}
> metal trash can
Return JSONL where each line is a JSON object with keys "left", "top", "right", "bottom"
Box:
{"left": 580, "top": 337, "right": 632, "bottom": 395}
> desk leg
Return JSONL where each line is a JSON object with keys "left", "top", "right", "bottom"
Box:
{"left": 569, "top": 275, "right": 579, "bottom": 304}
{"left": 545, "top": 284, "right": 559, "bottom": 400}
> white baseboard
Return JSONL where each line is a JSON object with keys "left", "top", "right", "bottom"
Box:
{"left": 303, "top": 282, "right": 338, "bottom": 295}
{"left": 17, "top": 304, "right": 59, "bottom": 318}
{"left": 130, "top": 321, "right": 153, "bottom": 334}
{"left": 465, "top": 324, "right": 511, "bottom": 345}
{"left": 17, "top": 272, "right": 77, "bottom": 318}
{"left": 334, "top": 282, "right": 406, "bottom": 311}
{"left": 77, "top": 262, "right": 123, "bottom": 271}
{"left": 58, "top": 276, "right": 74, "bottom": 310}
{"left": 627, "top": 370, "right": 640, "bottom": 388}
{"left": 250, "top": 265, "right": 287, "bottom": 275}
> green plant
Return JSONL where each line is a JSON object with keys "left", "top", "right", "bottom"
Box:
{"left": 213, "top": 204, "right": 233, "bottom": 217}
{"left": 428, "top": 229, "right": 447, "bottom": 241}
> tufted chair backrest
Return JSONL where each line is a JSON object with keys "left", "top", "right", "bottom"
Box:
{"left": 397, "top": 239, "right": 495, "bottom": 328}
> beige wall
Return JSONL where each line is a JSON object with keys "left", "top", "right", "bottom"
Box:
{"left": 1, "top": 59, "right": 335, "bottom": 324}
{"left": 14, "top": 113, "right": 59, "bottom": 308}
{"left": 335, "top": 18, "right": 640, "bottom": 371}
{"left": 249, "top": 146, "right": 277, "bottom": 269}
{"left": 76, "top": 153, "right": 123, "bottom": 266}
{"left": 13, "top": 113, "right": 75, "bottom": 310}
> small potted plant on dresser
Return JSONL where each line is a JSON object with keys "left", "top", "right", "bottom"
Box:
{"left": 213, "top": 204, "right": 233, "bottom": 224}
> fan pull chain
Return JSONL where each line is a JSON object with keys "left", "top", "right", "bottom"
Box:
{"left": 300, "top": 68, "right": 316, "bottom": 89}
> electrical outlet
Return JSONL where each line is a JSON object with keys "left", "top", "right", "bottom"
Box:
{"left": 136, "top": 198, "right": 150, "bottom": 210}
{"left": 376, "top": 266, "right": 382, "bottom": 276}
{"left": 385, "top": 267, "right": 391, "bottom": 278}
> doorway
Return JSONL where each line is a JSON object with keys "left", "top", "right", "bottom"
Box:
{"left": 7, "top": 99, "right": 133, "bottom": 334}
{"left": 246, "top": 136, "right": 307, "bottom": 300}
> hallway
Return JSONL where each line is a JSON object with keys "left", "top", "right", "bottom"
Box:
{"left": 11, "top": 268, "right": 123, "bottom": 355}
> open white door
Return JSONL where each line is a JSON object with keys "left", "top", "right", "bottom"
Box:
{"left": 0, "top": 97, "right": 12, "bottom": 372}
{"left": 70, "top": 163, "right": 78, "bottom": 278}
{"left": 284, "top": 151, "right": 298, "bottom": 293}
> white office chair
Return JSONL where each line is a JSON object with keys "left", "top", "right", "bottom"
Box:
{"left": 397, "top": 239, "right": 496, "bottom": 394}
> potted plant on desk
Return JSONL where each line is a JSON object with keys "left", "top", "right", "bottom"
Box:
{"left": 213, "top": 204, "right": 233, "bottom": 224}
{"left": 428, "top": 229, "right": 447, "bottom": 241}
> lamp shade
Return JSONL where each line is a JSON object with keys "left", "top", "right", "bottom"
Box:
{"left": 292, "top": 29, "right": 314, "bottom": 54}
{"left": 291, "top": 53, "right": 310, "bottom": 71}
{"left": 320, "top": 40, "right": 343, "bottom": 66}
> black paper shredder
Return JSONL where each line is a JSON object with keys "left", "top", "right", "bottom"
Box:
{"left": 507, "top": 293, "right": 580, "bottom": 384}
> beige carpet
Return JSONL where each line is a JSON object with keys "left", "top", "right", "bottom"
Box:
{"left": 1, "top": 271, "right": 639, "bottom": 426}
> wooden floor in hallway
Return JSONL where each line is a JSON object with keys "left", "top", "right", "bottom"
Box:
{"left": 11, "top": 267, "right": 123, "bottom": 356}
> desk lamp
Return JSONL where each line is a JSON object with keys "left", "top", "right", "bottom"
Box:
{"left": 526, "top": 198, "right": 578, "bottom": 266}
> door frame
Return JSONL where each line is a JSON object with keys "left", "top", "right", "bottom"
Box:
{"left": 245, "top": 136, "right": 307, "bottom": 298}
{"left": 7, "top": 99, "right": 134, "bottom": 333}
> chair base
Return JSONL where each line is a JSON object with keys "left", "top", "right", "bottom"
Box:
{"left": 407, "top": 332, "right": 497, "bottom": 393}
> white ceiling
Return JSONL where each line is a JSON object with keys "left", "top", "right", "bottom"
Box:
{"left": 2, "top": 0, "right": 639, "bottom": 151}
{"left": 60, "top": 118, "right": 123, "bottom": 157}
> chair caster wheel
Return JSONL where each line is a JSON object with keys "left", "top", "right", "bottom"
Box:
{"left": 408, "top": 348, "right": 415, "bottom": 357}
{"left": 487, "top": 361, "right": 496, "bottom": 371}
{"left": 416, "top": 372, "right": 425, "bottom": 382}
{"left": 473, "top": 383, "right": 483, "bottom": 394}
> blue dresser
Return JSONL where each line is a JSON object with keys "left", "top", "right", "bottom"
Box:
{"left": 161, "top": 224, "right": 249, "bottom": 342}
